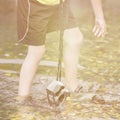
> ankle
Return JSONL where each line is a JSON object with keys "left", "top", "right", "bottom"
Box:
{"left": 16, "top": 95, "right": 31, "bottom": 102}
{"left": 65, "top": 82, "right": 80, "bottom": 92}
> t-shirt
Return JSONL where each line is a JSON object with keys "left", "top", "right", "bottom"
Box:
{"left": 36, "top": 0, "right": 64, "bottom": 5}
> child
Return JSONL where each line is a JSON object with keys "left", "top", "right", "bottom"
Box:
{"left": 16, "top": 0, "right": 106, "bottom": 105}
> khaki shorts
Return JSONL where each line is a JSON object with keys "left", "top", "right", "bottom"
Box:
{"left": 17, "top": 0, "right": 78, "bottom": 45}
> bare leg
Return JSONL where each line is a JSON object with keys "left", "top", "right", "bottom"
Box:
{"left": 18, "top": 45, "right": 45, "bottom": 97}
{"left": 63, "top": 27, "right": 83, "bottom": 92}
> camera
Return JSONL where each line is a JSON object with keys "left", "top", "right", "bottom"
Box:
{"left": 46, "top": 81, "right": 70, "bottom": 107}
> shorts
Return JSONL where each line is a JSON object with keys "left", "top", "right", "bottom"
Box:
{"left": 17, "top": 0, "right": 78, "bottom": 45}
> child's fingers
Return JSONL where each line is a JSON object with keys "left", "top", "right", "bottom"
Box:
{"left": 93, "top": 26, "right": 97, "bottom": 33}
{"left": 97, "top": 30, "right": 103, "bottom": 37}
{"left": 94, "top": 27, "right": 101, "bottom": 37}
{"left": 93, "top": 25, "right": 106, "bottom": 37}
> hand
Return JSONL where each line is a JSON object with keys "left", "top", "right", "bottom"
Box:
{"left": 93, "top": 18, "right": 107, "bottom": 37}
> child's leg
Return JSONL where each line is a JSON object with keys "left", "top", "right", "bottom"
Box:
{"left": 63, "top": 27, "right": 83, "bottom": 92}
{"left": 18, "top": 45, "right": 45, "bottom": 97}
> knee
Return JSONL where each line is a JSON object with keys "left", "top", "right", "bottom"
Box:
{"left": 63, "top": 28, "right": 83, "bottom": 47}
{"left": 27, "top": 45, "right": 46, "bottom": 63}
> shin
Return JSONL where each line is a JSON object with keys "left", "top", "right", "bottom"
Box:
{"left": 18, "top": 45, "right": 45, "bottom": 97}
{"left": 63, "top": 27, "right": 83, "bottom": 92}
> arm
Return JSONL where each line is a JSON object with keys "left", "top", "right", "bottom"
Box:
{"left": 91, "top": 0, "right": 107, "bottom": 37}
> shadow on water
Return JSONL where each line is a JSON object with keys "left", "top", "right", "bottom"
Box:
{"left": 0, "top": 0, "right": 120, "bottom": 119}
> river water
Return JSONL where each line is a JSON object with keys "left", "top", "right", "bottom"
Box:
{"left": 0, "top": 4, "right": 120, "bottom": 120}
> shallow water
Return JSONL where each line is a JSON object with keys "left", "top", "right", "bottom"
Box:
{"left": 0, "top": 6, "right": 120, "bottom": 120}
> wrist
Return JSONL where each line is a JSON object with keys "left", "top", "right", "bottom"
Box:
{"left": 95, "top": 16, "right": 105, "bottom": 21}
{"left": 95, "top": 17, "right": 106, "bottom": 25}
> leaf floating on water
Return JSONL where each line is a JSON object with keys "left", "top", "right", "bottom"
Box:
{"left": 5, "top": 73, "right": 12, "bottom": 77}
{"left": 92, "top": 95, "right": 105, "bottom": 104}
{"left": 18, "top": 53, "right": 24, "bottom": 56}
{"left": 4, "top": 53, "right": 10, "bottom": 57}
